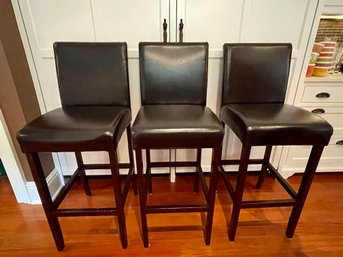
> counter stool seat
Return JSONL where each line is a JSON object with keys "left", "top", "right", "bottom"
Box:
{"left": 133, "top": 42, "right": 223, "bottom": 247}
{"left": 18, "top": 106, "right": 131, "bottom": 152}
{"left": 17, "top": 42, "right": 136, "bottom": 251}
{"left": 219, "top": 43, "right": 333, "bottom": 242}
{"left": 221, "top": 103, "right": 331, "bottom": 146}
{"left": 132, "top": 105, "right": 223, "bottom": 149}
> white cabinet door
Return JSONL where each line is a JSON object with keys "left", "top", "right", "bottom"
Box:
{"left": 176, "top": 0, "right": 243, "bottom": 48}
{"left": 17, "top": 0, "right": 169, "bottom": 175}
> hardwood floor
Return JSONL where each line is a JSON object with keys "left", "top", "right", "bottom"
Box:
{"left": 0, "top": 173, "right": 342, "bottom": 257}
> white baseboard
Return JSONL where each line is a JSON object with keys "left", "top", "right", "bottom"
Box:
{"left": 26, "top": 169, "right": 64, "bottom": 204}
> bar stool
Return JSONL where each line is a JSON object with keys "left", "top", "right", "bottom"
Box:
{"left": 219, "top": 43, "right": 333, "bottom": 241}
{"left": 132, "top": 42, "right": 224, "bottom": 247}
{"left": 16, "top": 42, "right": 136, "bottom": 250}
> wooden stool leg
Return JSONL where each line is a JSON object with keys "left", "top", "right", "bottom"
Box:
{"left": 75, "top": 152, "right": 91, "bottom": 196}
{"left": 193, "top": 148, "right": 201, "bottom": 193}
{"left": 286, "top": 145, "right": 324, "bottom": 238}
{"left": 109, "top": 151, "right": 128, "bottom": 249}
{"left": 229, "top": 145, "right": 251, "bottom": 241}
{"left": 126, "top": 126, "right": 137, "bottom": 195}
{"left": 256, "top": 145, "right": 272, "bottom": 189}
{"left": 205, "top": 147, "right": 221, "bottom": 245}
{"left": 136, "top": 149, "right": 149, "bottom": 247}
{"left": 26, "top": 153, "right": 65, "bottom": 251}
{"left": 146, "top": 149, "right": 152, "bottom": 194}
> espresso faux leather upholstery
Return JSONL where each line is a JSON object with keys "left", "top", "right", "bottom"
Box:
{"left": 16, "top": 42, "right": 134, "bottom": 250}
{"left": 17, "top": 106, "right": 131, "bottom": 152}
{"left": 133, "top": 42, "right": 224, "bottom": 149}
{"left": 221, "top": 103, "right": 332, "bottom": 146}
{"left": 219, "top": 43, "right": 333, "bottom": 242}
{"left": 17, "top": 42, "right": 131, "bottom": 153}
{"left": 139, "top": 43, "right": 208, "bottom": 105}
{"left": 221, "top": 43, "right": 333, "bottom": 145}
{"left": 54, "top": 42, "right": 130, "bottom": 107}
{"left": 132, "top": 105, "right": 223, "bottom": 149}
{"left": 133, "top": 42, "right": 223, "bottom": 247}
{"left": 222, "top": 43, "right": 291, "bottom": 105}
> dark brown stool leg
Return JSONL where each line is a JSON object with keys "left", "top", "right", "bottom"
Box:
{"left": 256, "top": 145, "right": 272, "bottom": 189}
{"left": 229, "top": 145, "right": 251, "bottom": 241}
{"left": 286, "top": 145, "right": 324, "bottom": 238}
{"left": 136, "top": 149, "right": 149, "bottom": 247}
{"left": 146, "top": 149, "right": 152, "bottom": 194}
{"left": 75, "top": 152, "right": 91, "bottom": 196}
{"left": 205, "top": 147, "right": 222, "bottom": 245}
{"left": 109, "top": 150, "right": 128, "bottom": 249}
{"left": 193, "top": 148, "right": 201, "bottom": 193}
{"left": 126, "top": 126, "right": 137, "bottom": 195}
{"left": 26, "top": 153, "right": 65, "bottom": 251}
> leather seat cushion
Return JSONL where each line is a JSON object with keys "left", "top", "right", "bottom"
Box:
{"left": 17, "top": 106, "right": 131, "bottom": 152}
{"left": 221, "top": 104, "right": 333, "bottom": 146}
{"left": 132, "top": 105, "right": 224, "bottom": 149}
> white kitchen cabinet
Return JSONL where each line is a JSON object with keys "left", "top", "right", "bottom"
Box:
{"left": 13, "top": 0, "right": 320, "bottom": 178}
{"left": 280, "top": 0, "right": 343, "bottom": 177}
{"left": 282, "top": 78, "right": 343, "bottom": 176}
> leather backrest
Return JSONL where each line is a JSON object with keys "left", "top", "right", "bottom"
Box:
{"left": 54, "top": 42, "right": 130, "bottom": 107}
{"left": 222, "top": 43, "right": 292, "bottom": 106}
{"left": 139, "top": 42, "right": 208, "bottom": 105}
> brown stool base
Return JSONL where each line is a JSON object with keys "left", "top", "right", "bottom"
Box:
{"left": 136, "top": 147, "right": 222, "bottom": 247}
{"left": 26, "top": 126, "right": 136, "bottom": 251}
{"left": 219, "top": 145, "right": 324, "bottom": 241}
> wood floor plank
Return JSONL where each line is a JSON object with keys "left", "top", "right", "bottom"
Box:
{"left": 0, "top": 173, "right": 342, "bottom": 257}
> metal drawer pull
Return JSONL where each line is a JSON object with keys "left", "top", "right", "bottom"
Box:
{"left": 311, "top": 108, "right": 325, "bottom": 114}
{"left": 315, "top": 92, "right": 330, "bottom": 98}
{"left": 336, "top": 140, "right": 343, "bottom": 145}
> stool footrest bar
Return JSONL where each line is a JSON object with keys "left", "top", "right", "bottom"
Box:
{"left": 83, "top": 163, "right": 131, "bottom": 170}
{"left": 241, "top": 199, "right": 296, "bottom": 208}
{"left": 149, "top": 161, "right": 198, "bottom": 168}
{"left": 53, "top": 168, "right": 82, "bottom": 208}
{"left": 55, "top": 207, "right": 117, "bottom": 217}
{"left": 147, "top": 205, "right": 208, "bottom": 214}
{"left": 219, "top": 165, "right": 235, "bottom": 199}
{"left": 266, "top": 163, "right": 297, "bottom": 199}
{"left": 221, "top": 159, "right": 264, "bottom": 166}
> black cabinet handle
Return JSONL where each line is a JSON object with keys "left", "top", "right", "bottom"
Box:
{"left": 315, "top": 92, "right": 330, "bottom": 98}
{"left": 163, "top": 18, "right": 168, "bottom": 43}
{"left": 179, "top": 19, "right": 184, "bottom": 43}
{"left": 311, "top": 108, "right": 325, "bottom": 114}
{"left": 336, "top": 140, "right": 343, "bottom": 145}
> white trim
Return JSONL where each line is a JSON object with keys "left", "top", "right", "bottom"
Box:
{"left": 11, "top": 0, "right": 47, "bottom": 113}
{"left": 26, "top": 168, "right": 64, "bottom": 205}
{"left": 0, "top": 109, "right": 30, "bottom": 203}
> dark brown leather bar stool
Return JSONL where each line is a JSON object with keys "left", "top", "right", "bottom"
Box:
{"left": 16, "top": 42, "right": 136, "bottom": 250}
{"left": 219, "top": 43, "right": 333, "bottom": 241}
{"left": 132, "top": 42, "right": 224, "bottom": 247}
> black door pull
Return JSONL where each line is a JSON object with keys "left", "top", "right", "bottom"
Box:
{"left": 311, "top": 108, "right": 325, "bottom": 114}
{"left": 315, "top": 92, "right": 330, "bottom": 98}
{"left": 179, "top": 19, "right": 184, "bottom": 43}
{"left": 163, "top": 19, "right": 168, "bottom": 43}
